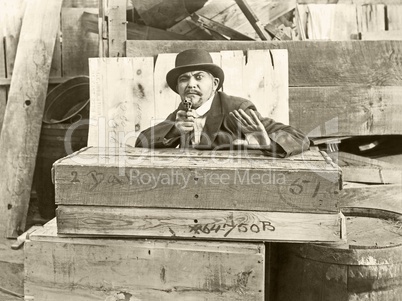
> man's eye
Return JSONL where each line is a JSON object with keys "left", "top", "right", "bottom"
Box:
{"left": 178, "top": 77, "right": 188, "bottom": 82}
{"left": 196, "top": 74, "right": 203, "bottom": 80}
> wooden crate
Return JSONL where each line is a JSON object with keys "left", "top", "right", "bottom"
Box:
{"left": 24, "top": 219, "right": 266, "bottom": 301}
{"left": 53, "top": 147, "right": 344, "bottom": 242}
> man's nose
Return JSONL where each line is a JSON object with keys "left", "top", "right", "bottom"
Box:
{"left": 187, "top": 76, "right": 197, "bottom": 88}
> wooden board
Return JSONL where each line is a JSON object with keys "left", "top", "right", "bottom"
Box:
{"left": 301, "top": 4, "right": 359, "bottom": 40}
{"left": 25, "top": 219, "right": 265, "bottom": 301}
{"left": 0, "top": 0, "right": 63, "bottom": 238}
{"left": 107, "top": 0, "right": 126, "bottom": 57}
{"left": 332, "top": 152, "right": 402, "bottom": 184}
{"left": 153, "top": 53, "right": 181, "bottom": 122}
{"left": 340, "top": 182, "right": 402, "bottom": 214}
{"left": 356, "top": 4, "right": 385, "bottom": 33}
{"left": 88, "top": 57, "right": 155, "bottom": 147}
{"left": 2, "top": 0, "right": 27, "bottom": 78}
{"left": 126, "top": 40, "right": 402, "bottom": 87}
{"left": 53, "top": 148, "right": 341, "bottom": 213}
{"left": 387, "top": 5, "right": 402, "bottom": 31}
{"left": 289, "top": 86, "right": 402, "bottom": 136}
{"left": 57, "top": 206, "right": 343, "bottom": 242}
{"left": 361, "top": 30, "right": 402, "bottom": 40}
{"left": 0, "top": 5, "right": 7, "bottom": 133}
{"left": 61, "top": 8, "right": 98, "bottom": 76}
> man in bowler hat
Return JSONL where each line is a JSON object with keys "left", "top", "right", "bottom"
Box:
{"left": 135, "top": 49, "right": 309, "bottom": 157}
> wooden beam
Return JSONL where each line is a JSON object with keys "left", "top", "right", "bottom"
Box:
{"left": 126, "top": 40, "right": 402, "bottom": 87}
{"left": 82, "top": 11, "right": 194, "bottom": 40}
{"left": 191, "top": 13, "right": 254, "bottom": 40}
{"left": 234, "top": 0, "right": 271, "bottom": 40}
{"left": 107, "top": 0, "right": 126, "bottom": 57}
{"left": 0, "top": 0, "right": 63, "bottom": 238}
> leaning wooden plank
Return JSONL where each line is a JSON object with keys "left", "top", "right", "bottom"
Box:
{"left": 53, "top": 147, "right": 341, "bottom": 213}
{"left": 191, "top": 13, "right": 255, "bottom": 40}
{"left": 340, "top": 182, "right": 402, "bottom": 214}
{"left": 61, "top": 8, "right": 98, "bottom": 76}
{"left": 107, "top": 0, "right": 126, "bottom": 57}
{"left": 361, "top": 30, "right": 402, "bottom": 40}
{"left": 2, "top": 0, "right": 27, "bottom": 78}
{"left": 126, "top": 40, "right": 402, "bottom": 87}
{"left": 56, "top": 206, "right": 343, "bottom": 242}
{"left": 25, "top": 219, "right": 265, "bottom": 301}
{"left": 289, "top": 85, "right": 402, "bottom": 136}
{"left": 0, "top": 10, "right": 7, "bottom": 133}
{"left": 88, "top": 57, "right": 154, "bottom": 147}
{"left": 0, "top": 0, "right": 63, "bottom": 238}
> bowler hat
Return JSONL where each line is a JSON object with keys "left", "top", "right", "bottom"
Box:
{"left": 166, "top": 49, "right": 224, "bottom": 93}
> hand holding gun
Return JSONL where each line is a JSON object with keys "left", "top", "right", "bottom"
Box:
{"left": 181, "top": 96, "right": 193, "bottom": 148}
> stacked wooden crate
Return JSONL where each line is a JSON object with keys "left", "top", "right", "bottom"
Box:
{"left": 24, "top": 44, "right": 344, "bottom": 300}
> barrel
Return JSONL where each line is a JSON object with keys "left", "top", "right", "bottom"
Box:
{"left": 34, "top": 122, "right": 88, "bottom": 219}
{"left": 275, "top": 208, "right": 402, "bottom": 301}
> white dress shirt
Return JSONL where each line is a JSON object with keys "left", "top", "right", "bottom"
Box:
{"left": 191, "top": 94, "right": 214, "bottom": 145}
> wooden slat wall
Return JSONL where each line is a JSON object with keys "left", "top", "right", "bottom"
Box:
{"left": 127, "top": 40, "right": 402, "bottom": 137}
{"left": 88, "top": 49, "right": 289, "bottom": 147}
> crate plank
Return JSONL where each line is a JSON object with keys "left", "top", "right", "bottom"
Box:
{"left": 88, "top": 57, "right": 154, "bottom": 147}
{"left": 54, "top": 148, "right": 341, "bottom": 213}
{"left": 126, "top": 40, "right": 402, "bottom": 87}
{"left": 0, "top": 0, "right": 63, "bottom": 238}
{"left": 25, "top": 219, "right": 265, "bottom": 301}
{"left": 61, "top": 8, "right": 98, "bottom": 76}
{"left": 56, "top": 205, "right": 343, "bottom": 242}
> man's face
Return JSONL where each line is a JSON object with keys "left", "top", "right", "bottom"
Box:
{"left": 176, "top": 70, "right": 219, "bottom": 109}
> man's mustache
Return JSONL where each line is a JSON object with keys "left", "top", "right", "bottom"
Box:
{"left": 185, "top": 90, "right": 201, "bottom": 96}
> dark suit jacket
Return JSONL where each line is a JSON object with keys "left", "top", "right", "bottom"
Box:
{"left": 135, "top": 92, "right": 309, "bottom": 157}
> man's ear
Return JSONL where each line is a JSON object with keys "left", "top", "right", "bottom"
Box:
{"left": 213, "top": 77, "right": 220, "bottom": 90}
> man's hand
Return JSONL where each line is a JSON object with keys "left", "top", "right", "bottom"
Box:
{"left": 175, "top": 109, "right": 195, "bottom": 134}
{"left": 230, "top": 109, "right": 271, "bottom": 149}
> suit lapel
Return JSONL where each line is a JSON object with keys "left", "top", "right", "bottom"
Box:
{"left": 199, "top": 93, "right": 224, "bottom": 146}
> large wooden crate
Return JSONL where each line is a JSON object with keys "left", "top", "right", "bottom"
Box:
{"left": 24, "top": 219, "right": 266, "bottom": 301}
{"left": 53, "top": 147, "right": 344, "bottom": 242}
